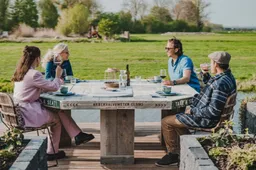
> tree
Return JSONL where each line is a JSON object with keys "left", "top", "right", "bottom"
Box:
{"left": 118, "top": 11, "right": 133, "bottom": 32}
{"left": 193, "top": 0, "right": 210, "bottom": 30}
{"left": 153, "top": 0, "right": 177, "bottom": 7}
{"left": 173, "top": 0, "right": 210, "bottom": 30}
{"left": 11, "top": 0, "right": 38, "bottom": 28}
{"left": 0, "top": 0, "right": 10, "bottom": 31}
{"left": 122, "top": 0, "right": 148, "bottom": 20}
{"left": 69, "top": 4, "right": 90, "bottom": 35}
{"left": 142, "top": 15, "right": 165, "bottom": 33}
{"left": 53, "top": 0, "right": 99, "bottom": 14}
{"left": 56, "top": 4, "right": 90, "bottom": 36}
{"left": 56, "top": 9, "right": 72, "bottom": 36}
{"left": 39, "top": 0, "right": 59, "bottom": 28}
{"left": 98, "top": 18, "right": 118, "bottom": 38}
{"left": 173, "top": 1, "right": 197, "bottom": 23}
{"left": 149, "top": 6, "right": 172, "bottom": 23}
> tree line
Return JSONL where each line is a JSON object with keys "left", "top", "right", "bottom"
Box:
{"left": 0, "top": 0, "right": 214, "bottom": 37}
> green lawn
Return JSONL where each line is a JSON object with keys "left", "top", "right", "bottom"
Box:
{"left": 0, "top": 33, "right": 256, "bottom": 91}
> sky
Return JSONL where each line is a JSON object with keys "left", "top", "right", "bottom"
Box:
{"left": 98, "top": 0, "right": 256, "bottom": 28}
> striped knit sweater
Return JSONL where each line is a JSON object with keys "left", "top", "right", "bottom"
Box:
{"left": 176, "top": 69, "right": 237, "bottom": 128}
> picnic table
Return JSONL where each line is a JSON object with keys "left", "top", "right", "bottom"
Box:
{"left": 40, "top": 80, "right": 197, "bottom": 164}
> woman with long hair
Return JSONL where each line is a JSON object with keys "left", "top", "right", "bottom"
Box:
{"left": 42, "top": 43, "right": 73, "bottom": 80}
{"left": 12, "top": 46, "right": 94, "bottom": 160}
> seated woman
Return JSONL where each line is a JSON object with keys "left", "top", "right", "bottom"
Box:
{"left": 42, "top": 43, "right": 73, "bottom": 80}
{"left": 163, "top": 38, "right": 200, "bottom": 93}
{"left": 12, "top": 46, "right": 94, "bottom": 160}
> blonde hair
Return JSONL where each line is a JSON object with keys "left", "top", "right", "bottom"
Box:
{"left": 41, "top": 43, "right": 68, "bottom": 68}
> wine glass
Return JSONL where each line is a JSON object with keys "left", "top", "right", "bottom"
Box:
{"left": 53, "top": 54, "right": 62, "bottom": 65}
{"left": 71, "top": 77, "right": 76, "bottom": 85}
{"left": 160, "top": 69, "right": 167, "bottom": 80}
{"left": 200, "top": 63, "right": 211, "bottom": 72}
{"left": 61, "top": 69, "right": 67, "bottom": 80}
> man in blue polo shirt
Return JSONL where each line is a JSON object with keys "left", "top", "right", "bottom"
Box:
{"left": 163, "top": 38, "right": 200, "bottom": 93}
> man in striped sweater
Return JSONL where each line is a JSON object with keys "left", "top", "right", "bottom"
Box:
{"left": 156, "top": 51, "right": 237, "bottom": 167}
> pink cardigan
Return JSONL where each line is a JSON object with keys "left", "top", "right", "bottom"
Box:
{"left": 13, "top": 69, "right": 63, "bottom": 127}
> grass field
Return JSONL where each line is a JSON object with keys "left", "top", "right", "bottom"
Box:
{"left": 0, "top": 33, "right": 256, "bottom": 91}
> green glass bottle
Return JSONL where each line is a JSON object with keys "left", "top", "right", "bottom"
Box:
{"left": 126, "top": 64, "right": 130, "bottom": 86}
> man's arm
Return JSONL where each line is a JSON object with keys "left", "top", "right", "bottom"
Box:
{"left": 191, "top": 86, "right": 228, "bottom": 119}
{"left": 164, "top": 57, "right": 193, "bottom": 85}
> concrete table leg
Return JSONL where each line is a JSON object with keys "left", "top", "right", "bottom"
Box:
{"left": 100, "top": 109, "right": 135, "bottom": 164}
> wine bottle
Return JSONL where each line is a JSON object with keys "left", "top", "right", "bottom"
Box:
{"left": 126, "top": 64, "right": 130, "bottom": 86}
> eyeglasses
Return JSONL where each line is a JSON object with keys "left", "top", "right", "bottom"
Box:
{"left": 165, "top": 47, "right": 174, "bottom": 51}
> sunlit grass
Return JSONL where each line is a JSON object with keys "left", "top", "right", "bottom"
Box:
{"left": 0, "top": 33, "right": 256, "bottom": 91}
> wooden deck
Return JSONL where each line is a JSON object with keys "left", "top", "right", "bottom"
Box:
{"left": 0, "top": 122, "right": 178, "bottom": 170}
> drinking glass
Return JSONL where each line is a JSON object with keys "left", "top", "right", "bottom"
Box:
{"left": 71, "top": 77, "right": 76, "bottom": 85}
{"left": 62, "top": 69, "right": 67, "bottom": 79}
{"left": 53, "top": 54, "right": 62, "bottom": 65}
{"left": 160, "top": 69, "right": 167, "bottom": 80}
{"left": 200, "top": 63, "right": 211, "bottom": 72}
{"left": 135, "top": 76, "right": 141, "bottom": 84}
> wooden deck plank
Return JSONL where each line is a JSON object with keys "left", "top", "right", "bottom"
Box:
{"left": 0, "top": 122, "right": 177, "bottom": 170}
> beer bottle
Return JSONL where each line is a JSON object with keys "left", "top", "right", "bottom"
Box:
{"left": 126, "top": 64, "right": 130, "bottom": 86}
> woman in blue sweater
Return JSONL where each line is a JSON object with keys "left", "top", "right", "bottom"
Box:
{"left": 42, "top": 43, "right": 73, "bottom": 80}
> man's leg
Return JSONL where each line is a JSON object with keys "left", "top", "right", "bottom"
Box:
{"left": 162, "top": 115, "right": 190, "bottom": 154}
{"left": 156, "top": 115, "right": 190, "bottom": 167}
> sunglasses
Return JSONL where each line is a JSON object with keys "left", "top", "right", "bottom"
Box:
{"left": 62, "top": 51, "right": 69, "bottom": 54}
{"left": 165, "top": 47, "right": 174, "bottom": 51}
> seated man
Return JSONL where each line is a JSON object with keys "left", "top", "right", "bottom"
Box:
{"left": 156, "top": 51, "right": 237, "bottom": 167}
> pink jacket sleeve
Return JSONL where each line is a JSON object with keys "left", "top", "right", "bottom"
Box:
{"left": 32, "top": 71, "right": 63, "bottom": 92}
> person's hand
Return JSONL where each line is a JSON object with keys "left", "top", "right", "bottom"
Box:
{"left": 163, "top": 80, "right": 171, "bottom": 85}
{"left": 185, "top": 106, "right": 191, "bottom": 114}
{"left": 55, "top": 65, "right": 63, "bottom": 78}
{"left": 200, "top": 63, "right": 210, "bottom": 74}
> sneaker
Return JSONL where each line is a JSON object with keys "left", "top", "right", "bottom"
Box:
{"left": 47, "top": 150, "right": 66, "bottom": 161}
{"left": 75, "top": 132, "right": 95, "bottom": 145}
{"left": 155, "top": 152, "right": 179, "bottom": 167}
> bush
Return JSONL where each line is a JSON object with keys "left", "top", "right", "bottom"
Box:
{"left": 56, "top": 9, "right": 72, "bottom": 36}
{"left": 0, "top": 128, "right": 24, "bottom": 170}
{"left": 69, "top": 4, "right": 89, "bottom": 35}
{"left": 203, "top": 26, "right": 212, "bottom": 32}
{"left": 199, "top": 121, "right": 256, "bottom": 170}
{"left": 98, "top": 18, "right": 118, "bottom": 38}
{"left": 38, "top": 0, "right": 59, "bottom": 28}
{"left": 131, "top": 20, "right": 145, "bottom": 33}
{"left": 167, "top": 20, "right": 189, "bottom": 32}
{"left": 56, "top": 4, "right": 90, "bottom": 36}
